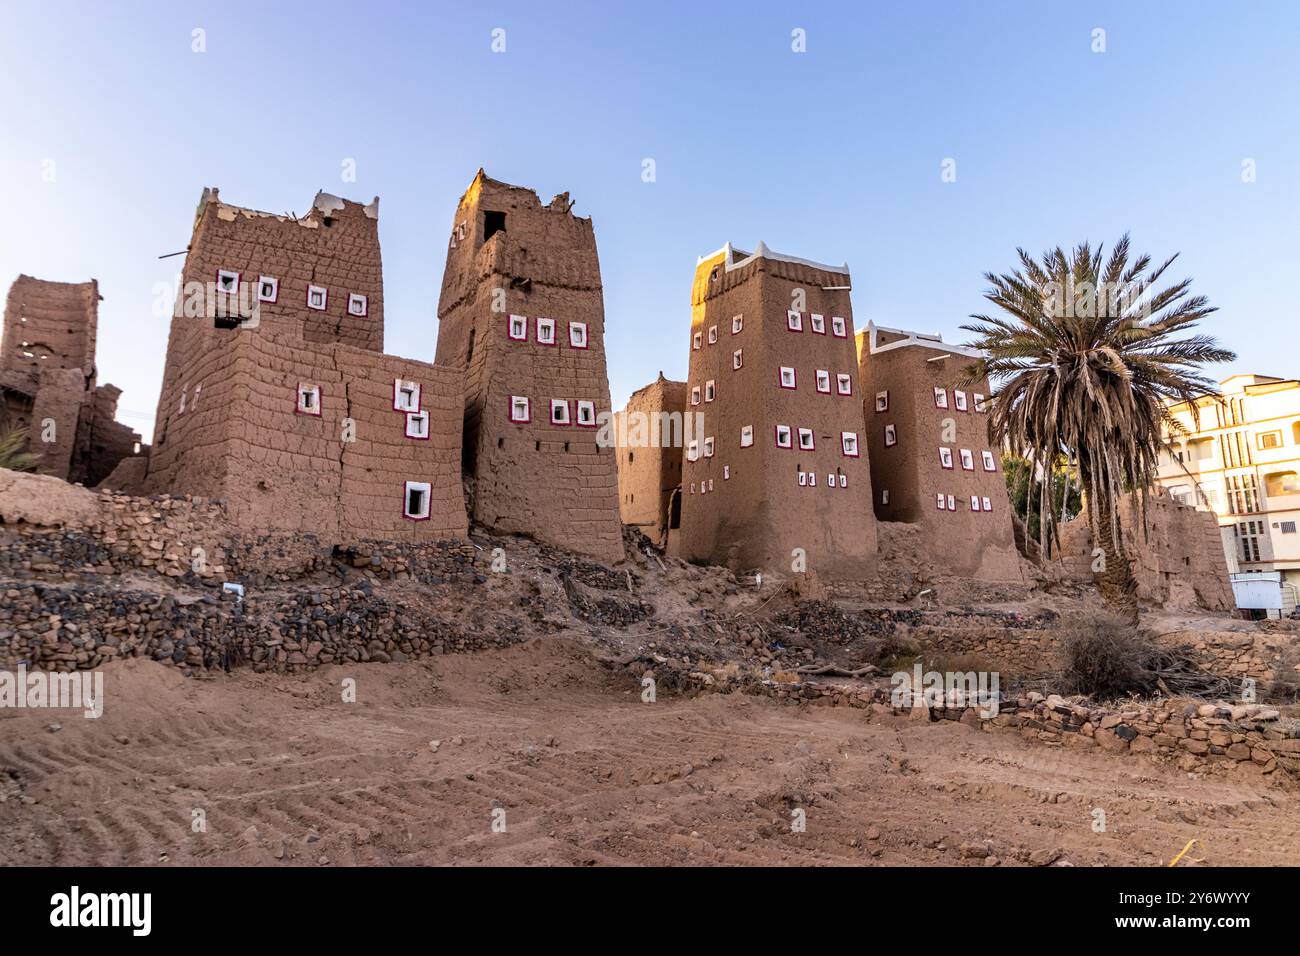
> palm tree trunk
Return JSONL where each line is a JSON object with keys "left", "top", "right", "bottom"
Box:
{"left": 1086, "top": 479, "right": 1140, "bottom": 625}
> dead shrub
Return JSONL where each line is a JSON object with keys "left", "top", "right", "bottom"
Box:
{"left": 1056, "top": 613, "right": 1160, "bottom": 699}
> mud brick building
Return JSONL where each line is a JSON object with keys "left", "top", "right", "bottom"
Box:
{"left": 139, "top": 188, "right": 466, "bottom": 541}
{"left": 0, "top": 275, "right": 142, "bottom": 485}
{"left": 434, "top": 170, "right": 623, "bottom": 563}
{"left": 856, "top": 322, "right": 1022, "bottom": 582}
{"left": 614, "top": 372, "right": 687, "bottom": 546}
{"left": 676, "top": 242, "right": 877, "bottom": 577}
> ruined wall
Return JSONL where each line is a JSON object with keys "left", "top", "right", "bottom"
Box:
{"left": 1, "top": 275, "right": 98, "bottom": 388}
{"left": 615, "top": 374, "right": 686, "bottom": 543}
{"left": 677, "top": 245, "right": 877, "bottom": 577}
{"left": 434, "top": 171, "right": 623, "bottom": 564}
{"left": 1059, "top": 488, "right": 1234, "bottom": 610}
{"left": 857, "top": 324, "right": 1023, "bottom": 583}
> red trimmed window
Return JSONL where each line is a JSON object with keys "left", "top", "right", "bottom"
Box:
{"left": 841, "top": 432, "right": 859, "bottom": 457}
{"left": 348, "top": 293, "right": 368, "bottom": 317}
{"left": 939, "top": 447, "right": 954, "bottom": 469}
{"left": 982, "top": 450, "right": 997, "bottom": 472}
{"left": 810, "top": 313, "right": 826, "bottom": 334}
{"left": 536, "top": 317, "right": 557, "bottom": 345}
{"left": 982, "top": 496, "right": 992, "bottom": 511}
{"left": 960, "top": 448, "right": 974, "bottom": 471}
{"left": 836, "top": 373, "right": 853, "bottom": 396}
{"left": 778, "top": 366, "right": 797, "bottom": 389}
{"left": 786, "top": 310, "right": 803, "bottom": 332}
{"left": 954, "top": 390, "right": 968, "bottom": 412}
{"left": 831, "top": 316, "right": 847, "bottom": 338}
{"left": 798, "top": 427, "right": 815, "bottom": 451}
{"left": 549, "top": 399, "right": 571, "bottom": 425}
{"left": 775, "top": 424, "right": 792, "bottom": 448}
{"left": 815, "top": 369, "right": 831, "bottom": 394}
{"left": 933, "top": 387, "right": 948, "bottom": 409}
{"left": 740, "top": 425, "right": 754, "bottom": 447}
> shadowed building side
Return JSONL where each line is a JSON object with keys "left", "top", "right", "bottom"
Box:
{"left": 615, "top": 373, "right": 687, "bottom": 547}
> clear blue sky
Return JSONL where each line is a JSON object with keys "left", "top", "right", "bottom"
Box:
{"left": 2, "top": 1, "right": 1297, "bottom": 442}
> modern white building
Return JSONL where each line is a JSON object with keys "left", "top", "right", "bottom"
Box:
{"left": 1156, "top": 374, "right": 1300, "bottom": 613}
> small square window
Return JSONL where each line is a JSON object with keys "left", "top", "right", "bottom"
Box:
{"left": 708, "top": 325, "right": 718, "bottom": 344}
{"left": 841, "top": 432, "right": 859, "bottom": 457}
{"left": 691, "top": 386, "right": 701, "bottom": 406}
{"left": 799, "top": 471, "right": 808, "bottom": 487}
{"left": 775, "top": 425, "right": 792, "bottom": 448}
{"left": 536, "top": 317, "right": 556, "bottom": 345}
{"left": 815, "top": 370, "right": 831, "bottom": 393}
{"left": 807, "top": 472, "right": 817, "bottom": 486}
{"left": 550, "top": 399, "right": 571, "bottom": 425}
{"left": 704, "top": 436, "right": 715, "bottom": 458}
{"left": 982, "top": 496, "right": 992, "bottom": 512}
{"left": 974, "top": 393, "right": 987, "bottom": 413}
{"left": 393, "top": 379, "right": 421, "bottom": 412}
{"left": 810, "top": 313, "right": 825, "bottom": 334}
{"left": 509, "top": 395, "right": 531, "bottom": 423}
{"left": 933, "top": 387, "right": 948, "bottom": 409}
{"left": 508, "top": 314, "right": 528, "bottom": 341}
{"left": 882, "top": 489, "right": 890, "bottom": 505}
{"left": 838, "top": 473, "right": 847, "bottom": 488}
{"left": 705, "top": 380, "right": 715, "bottom": 402}
{"left": 836, "top": 373, "right": 852, "bottom": 396}
{"left": 827, "top": 473, "right": 836, "bottom": 489}
{"left": 569, "top": 321, "right": 589, "bottom": 349}
{"left": 936, "top": 493, "right": 947, "bottom": 511}
{"left": 967, "top": 495, "right": 979, "bottom": 511}
{"left": 690, "top": 482, "right": 696, "bottom": 494}
{"left": 831, "top": 316, "right": 847, "bottom": 338}
{"left": 740, "top": 425, "right": 754, "bottom": 448}
{"left": 954, "top": 390, "right": 968, "bottom": 412}
{"left": 724, "top": 465, "right": 731, "bottom": 480}
{"left": 405, "top": 410, "right": 430, "bottom": 439}
{"left": 687, "top": 440, "right": 699, "bottom": 462}
{"left": 576, "top": 400, "right": 596, "bottom": 427}
{"left": 257, "top": 276, "right": 278, "bottom": 303}
{"left": 884, "top": 424, "right": 897, "bottom": 447}
{"left": 960, "top": 449, "right": 974, "bottom": 471}
{"left": 731, "top": 314, "right": 743, "bottom": 334}
{"left": 798, "top": 427, "right": 815, "bottom": 451}
{"left": 692, "top": 331, "right": 702, "bottom": 350}
{"left": 779, "top": 366, "right": 797, "bottom": 389}
{"left": 982, "top": 450, "right": 997, "bottom": 472}
{"left": 216, "top": 269, "right": 239, "bottom": 295}
{"left": 403, "top": 480, "right": 432, "bottom": 521}
{"left": 296, "top": 383, "right": 321, "bottom": 416}
{"left": 946, "top": 494, "right": 956, "bottom": 511}
{"left": 787, "top": 310, "right": 803, "bottom": 332}
{"left": 875, "top": 391, "right": 889, "bottom": 413}
{"left": 733, "top": 349, "right": 743, "bottom": 370}
{"left": 940, "top": 447, "right": 954, "bottom": 469}
{"left": 348, "top": 293, "right": 368, "bottom": 317}
{"left": 307, "top": 284, "right": 328, "bottom": 311}
{"left": 708, "top": 478, "right": 714, "bottom": 491}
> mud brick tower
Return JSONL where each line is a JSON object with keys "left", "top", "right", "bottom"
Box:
{"left": 435, "top": 171, "right": 623, "bottom": 564}
{"left": 677, "top": 243, "right": 877, "bottom": 577}
{"left": 0, "top": 275, "right": 142, "bottom": 485}
{"left": 615, "top": 373, "right": 687, "bottom": 546}
{"left": 856, "top": 322, "right": 1022, "bottom": 581}
{"left": 142, "top": 188, "right": 466, "bottom": 542}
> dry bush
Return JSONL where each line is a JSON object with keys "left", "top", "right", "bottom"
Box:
{"left": 1056, "top": 613, "right": 1160, "bottom": 700}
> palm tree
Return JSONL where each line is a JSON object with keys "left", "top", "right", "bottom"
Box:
{"left": 0, "top": 425, "right": 41, "bottom": 472}
{"left": 962, "top": 235, "right": 1234, "bottom": 620}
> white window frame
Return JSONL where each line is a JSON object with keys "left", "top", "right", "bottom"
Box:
{"left": 509, "top": 395, "right": 531, "bottom": 424}
{"left": 831, "top": 315, "right": 847, "bottom": 338}
{"left": 841, "top": 432, "right": 859, "bottom": 457}
{"left": 692, "top": 331, "right": 702, "bottom": 350}
{"left": 403, "top": 480, "right": 432, "bottom": 521}
{"left": 687, "top": 440, "right": 700, "bottom": 462}
{"left": 884, "top": 424, "right": 897, "bottom": 447}
{"left": 775, "top": 425, "right": 793, "bottom": 449}
{"left": 257, "top": 275, "right": 278, "bottom": 303}
{"left": 836, "top": 373, "right": 853, "bottom": 396}
{"left": 974, "top": 393, "right": 987, "bottom": 413}
{"left": 704, "top": 380, "right": 715, "bottom": 402}
{"left": 982, "top": 496, "right": 992, "bottom": 511}
{"left": 740, "top": 425, "right": 754, "bottom": 448}
{"left": 786, "top": 310, "right": 803, "bottom": 332}
{"left": 875, "top": 390, "right": 889, "bottom": 413}
{"left": 307, "top": 284, "right": 328, "bottom": 311}
{"left": 936, "top": 492, "right": 947, "bottom": 511}
{"left": 960, "top": 448, "right": 975, "bottom": 471}
{"left": 550, "top": 399, "right": 571, "bottom": 426}
{"left": 348, "top": 293, "right": 369, "bottom": 317}
{"left": 575, "top": 400, "right": 596, "bottom": 427}
{"left": 536, "top": 316, "right": 557, "bottom": 346}
{"left": 882, "top": 489, "right": 890, "bottom": 505}
{"left": 982, "top": 450, "right": 997, "bottom": 472}
{"left": 933, "top": 387, "right": 948, "bottom": 409}
{"left": 731, "top": 314, "right": 744, "bottom": 334}
{"left": 296, "top": 383, "right": 321, "bottom": 416}
{"left": 779, "top": 366, "right": 797, "bottom": 390}
{"left": 798, "top": 427, "right": 815, "bottom": 451}
{"left": 704, "top": 436, "right": 715, "bottom": 458}
{"left": 954, "top": 390, "right": 968, "bottom": 412}
{"left": 508, "top": 314, "right": 528, "bottom": 341}
{"left": 810, "top": 313, "right": 826, "bottom": 334}
{"left": 733, "top": 348, "right": 743, "bottom": 370}
{"left": 691, "top": 386, "right": 701, "bottom": 406}
{"left": 569, "top": 321, "right": 589, "bottom": 349}
{"left": 393, "top": 379, "right": 421, "bottom": 412}
{"left": 815, "top": 369, "right": 831, "bottom": 394}
{"left": 947, "top": 494, "right": 956, "bottom": 511}
{"left": 970, "top": 495, "right": 981, "bottom": 512}
{"left": 405, "top": 410, "right": 430, "bottom": 439}
{"left": 708, "top": 325, "right": 718, "bottom": 344}
{"left": 216, "top": 269, "right": 239, "bottom": 295}
{"left": 940, "top": 447, "right": 954, "bottom": 469}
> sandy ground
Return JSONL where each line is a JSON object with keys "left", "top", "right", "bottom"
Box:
{"left": 1, "top": 637, "right": 1297, "bottom": 867}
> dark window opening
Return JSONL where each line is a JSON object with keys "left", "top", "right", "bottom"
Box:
{"left": 466, "top": 327, "right": 476, "bottom": 365}
{"left": 535, "top": 440, "right": 541, "bottom": 451}
{"left": 407, "top": 488, "right": 425, "bottom": 515}
{"left": 564, "top": 441, "right": 570, "bottom": 453}
{"left": 497, "top": 437, "right": 504, "bottom": 449}
{"left": 668, "top": 488, "right": 682, "bottom": 529}
{"left": 484, "top": 210, "right": 506, "bottom": 241}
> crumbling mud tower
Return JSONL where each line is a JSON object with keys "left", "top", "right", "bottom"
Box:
{"left": 0, "top": 275, "right": 142, "bottom": 485}
{"left": 142, "top": 188, "right": 466, "bottom": 541}
{"left": 615, "top": 373, "right": 687, "bottom": 546}
{"left": 856, "top": 322, "right": 1023, "bottom": 581}
{"left": 435, "top": 171, "right": 623, "bottom": 563}
{"left": 677, "top": 243, "right": 878, "bottom": 577}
